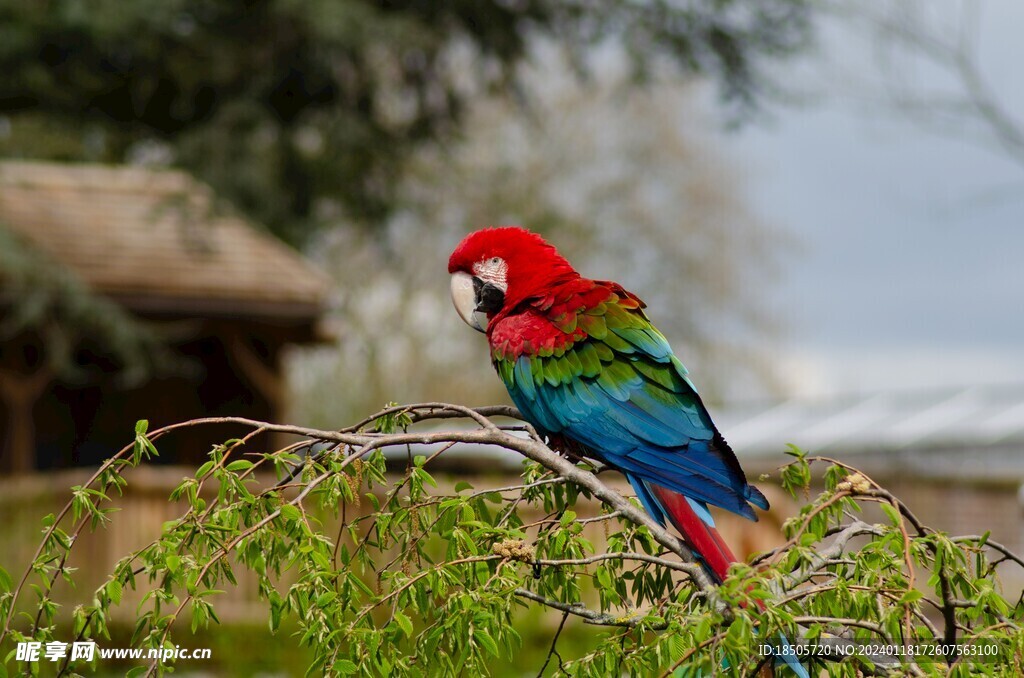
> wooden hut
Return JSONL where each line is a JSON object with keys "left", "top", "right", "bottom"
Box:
{"left": 0, "top": 160, "right": 330, "bottom": 474}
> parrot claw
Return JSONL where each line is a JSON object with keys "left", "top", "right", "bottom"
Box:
{"left": 546, "top": 434, "right": 589, "bottom": 463}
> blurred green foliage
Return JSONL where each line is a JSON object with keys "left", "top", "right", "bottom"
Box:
{"left": 0, "top": 225, "right": 176, "bottom": 382}
{"left": 2, "top": 412, "right": 1021, "bottom": 676}
{"left": 0, "top": 0, "right": 813, "bottom": 246}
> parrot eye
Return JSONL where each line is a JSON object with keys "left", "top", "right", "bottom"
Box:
{"left": 474, "top": 256, "right": 508, "bottom": 290}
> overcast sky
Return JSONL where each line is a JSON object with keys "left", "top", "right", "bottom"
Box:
{"left": 724, "top": 0, "right": 1024, "bottom": 398}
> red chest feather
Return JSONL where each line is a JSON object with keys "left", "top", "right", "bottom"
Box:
{"left": 488, "top": 280, "right": 615, "bottom": 360}
{"left": 489, "top": 313, "right": 586, "bottom": 360}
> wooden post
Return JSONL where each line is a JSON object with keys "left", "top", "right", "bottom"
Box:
{"left": 0, "top": 366, "right": 52, "bottom": 474}
{"left": 225, "top": 333, "right": 289, "bottom": 450}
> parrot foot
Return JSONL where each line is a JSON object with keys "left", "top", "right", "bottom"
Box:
{"left": 546, "top": 434, "right": 588, "bottom": 464}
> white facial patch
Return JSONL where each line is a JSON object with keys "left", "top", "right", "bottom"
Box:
{"left": 473, "top": 256, "right": 508, "bottom": 291}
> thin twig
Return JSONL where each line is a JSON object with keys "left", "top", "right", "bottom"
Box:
{"left": 536, "top": 611, "right": 569, "bottom": 677}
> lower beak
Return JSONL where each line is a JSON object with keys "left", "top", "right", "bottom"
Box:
{"left": 450, "top": 271, "right": 486, "bottom": 332}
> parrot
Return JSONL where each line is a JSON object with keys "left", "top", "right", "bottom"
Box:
{"left": 448, "top": 226, "right": 808, "bottom": 677}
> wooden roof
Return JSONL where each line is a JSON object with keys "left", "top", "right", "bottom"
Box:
{"left": 0, "top": 161, "right": 330, "bottom": 321}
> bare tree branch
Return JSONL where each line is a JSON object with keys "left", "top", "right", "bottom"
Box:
{"left": 828, "top": 0, "right": 1024, "bottom": 173}
{"left": 514, "top": 588, "right": 663, "bottom": 629}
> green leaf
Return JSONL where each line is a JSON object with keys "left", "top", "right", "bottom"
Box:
{"left": 107, "top": 578, "right": 123, "bottom": 605}
{"left": 165, "top": 555, "right": 181, "bottom": 574}
{"left": 783, "top": 443, "right": 805, "bottom": 458}
{"left": 195, "top": 461, "right": 214, "bottom": 478}
{"left": 279, "top": 504, "right": 301, "bottom": 522}
{"left": 726, "top": 617, "right": 749, "bottom": 647}
{"left": 899, "top": 589, "right": 923, "bottom": 604}
{"left": 394, "top": 611, "right": 413, "bottom": 638}
{"left": 197, "top": 589, "right": 225, "bottom": 598}
{"left": 475, "top": 629, "right": 500, "bottom": 657}
{"left": 135, "top": 420, "right": 149, "bottom": 435}
{"left": 269, "top": 600, "right": 282, "bottom": 634}
{"left": 454, "top": 481, "right": 473, "bottom": 493}
{"left": 191, "top": 600, "right": 207, "bottom": 633}
{"left": 413, "top": 467, "right": 437, "bottom": 488}
{"left": 226, "top": 459, "right": 254, "bottom": 472}
{"left": 880, "top": 502, "right": 901, "bottom": 525}
{"left": 0, "top": 565, "right": 11, "bottom": 592}
{"left": 596, "top": 566, "right": 612, "bottom": 590}
{"left": 333, "top": 659, "right": 358, "bottom": 675}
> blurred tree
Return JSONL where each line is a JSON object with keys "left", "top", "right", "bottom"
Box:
{"left": 293, "top": 49, "right": 785, "bottom": 426}
{"left": 824, "top": 1, "right": 1024, "bottom": 177}
{"left": 0, "top": 0, "right": 813, "bottom": 246}
{"left": 0, "top": 227, "right": 173, "bottom": 385}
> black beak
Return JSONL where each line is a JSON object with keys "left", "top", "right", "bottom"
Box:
{"left": 473, "top": 277, "right": 506, "bottom": 315}
{"left": 451, "top": 271, "right": 506, "bottom": 333}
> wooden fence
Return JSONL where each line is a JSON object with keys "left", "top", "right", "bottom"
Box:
{"left": 0, "top": 466, "right": 796, "bottom": 627}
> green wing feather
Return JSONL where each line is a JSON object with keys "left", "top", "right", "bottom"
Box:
{"left": 493, "top": 287, "right": 765, "bottom": 518}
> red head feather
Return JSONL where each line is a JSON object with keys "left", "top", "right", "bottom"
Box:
{"left": 448, "top": 227, "right": 579, "bottom": 309}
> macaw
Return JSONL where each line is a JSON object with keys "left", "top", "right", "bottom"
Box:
{"left": 448, "top": 225, "right": 764, "bottom": 580}
{"left": 448, "top": 227, "right": 807, "bottom": 676}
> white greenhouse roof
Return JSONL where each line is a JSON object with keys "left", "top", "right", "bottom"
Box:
{"left": 715, "top": 383, "right": 1024, "bottom": 456}
{"left": 373, "top": 384, "right": 1024, "bottom": 481}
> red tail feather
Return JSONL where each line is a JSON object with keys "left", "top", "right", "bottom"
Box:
{"left": 650, "top": 485, "right": 738, "bottom": 585}
{"left": 650, "top": 485, "right": 769, "bottom": 612}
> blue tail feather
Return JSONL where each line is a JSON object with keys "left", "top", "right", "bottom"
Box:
{"left": 772, "top": 632, "right": 810, "bottom": 677}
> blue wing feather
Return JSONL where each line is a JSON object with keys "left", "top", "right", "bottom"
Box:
{"left": 504, "top": 341, "right": 766, "bottom": 521}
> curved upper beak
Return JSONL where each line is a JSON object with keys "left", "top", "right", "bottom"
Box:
{"left": 450, "top": 271, "right": 487, "bottom": 332}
